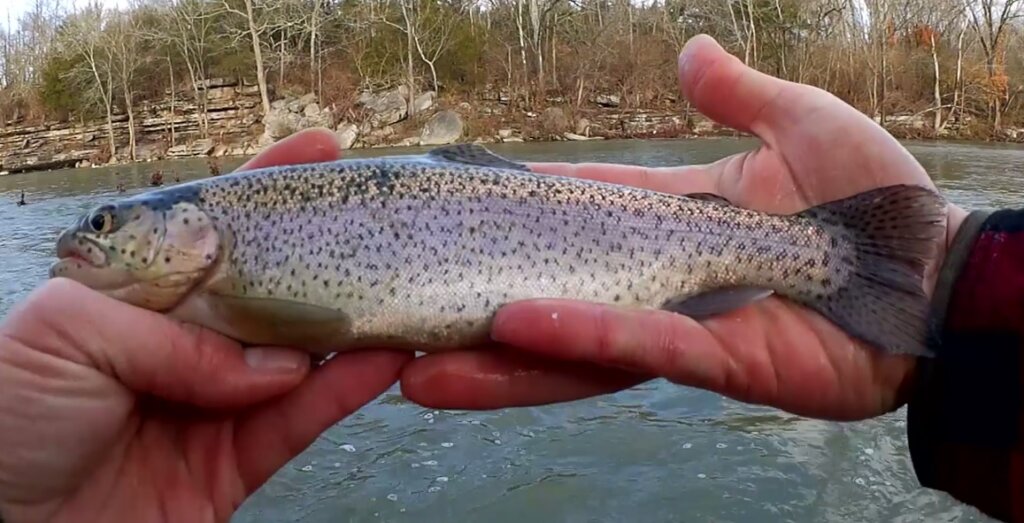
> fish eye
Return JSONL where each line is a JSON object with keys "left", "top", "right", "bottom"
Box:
{"left": 88, "top": 210, "right": 113, "bottom": 234}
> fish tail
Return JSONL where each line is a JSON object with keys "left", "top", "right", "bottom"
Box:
{"left": 798, "top": 184, "right": 947, "bottom": 357}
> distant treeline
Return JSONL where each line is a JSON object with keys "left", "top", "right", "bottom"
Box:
{"left": 2, "top": 0, "right": 1023, "bottom": 158}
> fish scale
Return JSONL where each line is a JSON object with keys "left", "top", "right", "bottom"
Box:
{"left": 50, "top": 144, "right": 947, "bottom": 357}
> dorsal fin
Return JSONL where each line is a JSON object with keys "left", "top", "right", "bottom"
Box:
{"left": 426, "top": 144, "right": 531, "bottom": 172}
{"left": 685, "top": 192, "right": 734, "bottom": 206}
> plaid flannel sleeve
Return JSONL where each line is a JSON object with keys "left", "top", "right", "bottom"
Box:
{"left": 908, "top": 208, "right": 1024, "bottom": 522}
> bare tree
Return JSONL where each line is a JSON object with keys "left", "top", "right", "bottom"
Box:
{"left": 62, "top": 2, "right": 118, "bottom": 159}
{"left": 963, "top": 0, "right": 1024, "bottom": 129}
{"left": 164, "top": 0, "right": 221, "bottom": 137}
{"left": 108, "top": 9, "right": 147, "bottom": 160}
{"left": 221, "top": 0, "right": 295, "bottom": 116}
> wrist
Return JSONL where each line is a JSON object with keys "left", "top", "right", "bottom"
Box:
{"left": 907, "top": 207, "right": 1024, "bottom": 522}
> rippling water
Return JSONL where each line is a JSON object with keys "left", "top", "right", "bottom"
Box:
{"left": 2, "top": 137, "right": 1020, "bottom": 522}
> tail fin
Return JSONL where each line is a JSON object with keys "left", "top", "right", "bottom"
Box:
{"left": 799, "top": 184, "right": 947, "bottom": 357}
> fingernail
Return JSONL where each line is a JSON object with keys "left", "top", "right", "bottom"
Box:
{"left": 245, "top": 347, "right": 308, "bottom": 371}
{"left": 678, "top": 34, "right": 703, "bottom": 76}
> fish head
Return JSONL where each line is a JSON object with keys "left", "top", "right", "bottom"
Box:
{"left": 50, "top": 191, "right": 221, "bottom": 311}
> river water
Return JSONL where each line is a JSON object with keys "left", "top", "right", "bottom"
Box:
{"left": 2, "top": 137, "right": 1020, "bottom": 522}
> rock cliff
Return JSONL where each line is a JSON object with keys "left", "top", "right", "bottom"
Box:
{"left": 0, "top": 79, "right": 737, "bottom": 174}
{"left": 0, "top": 78, "right": 265, "bottom": 174}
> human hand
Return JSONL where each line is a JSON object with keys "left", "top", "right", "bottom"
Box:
{"left": 400, "top": 35, "right": 967, "bottom": 421}
{"left": 0, "top": 129, "right": 411, "bottom": 523}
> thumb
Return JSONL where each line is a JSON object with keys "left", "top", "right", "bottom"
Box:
{"left": 677, "top": 34, "right": 863, "bottom": 142}
{"left": 6, "top": 279, "right": 310, "bottom": 409}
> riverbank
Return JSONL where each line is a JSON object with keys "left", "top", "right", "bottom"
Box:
{"left": 2, "top": 79, "right": 1022, "bottom": 175}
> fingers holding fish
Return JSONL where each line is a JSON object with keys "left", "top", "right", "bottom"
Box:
{"left": 489, "top": 299, "right": 735, "bottom": 390}
{"left": 526, "top": 160, "right": 721, "bottom": 197}
{"left": 482, "top": 298, "right": 916, "bottom": 420}
{"left": 4, "top": 278, "right": 310, "bottom": 409}
{"left": 235, "top": 127, "right": 342, "bottom": 172}
{"left": 400, "top": 349, "right": 648, "bottom": 409}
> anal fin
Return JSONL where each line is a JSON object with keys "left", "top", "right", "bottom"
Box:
{"left": 661, "top": 286, "right": 774, "bottom": 319}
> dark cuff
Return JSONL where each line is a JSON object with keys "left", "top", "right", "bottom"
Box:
{"left": 908, "top": 209, "right": 1024, "bottom": 522}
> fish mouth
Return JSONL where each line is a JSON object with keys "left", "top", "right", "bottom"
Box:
{"left": 54, "top": 229, "right": 108, "bottom": 268}
{"left": 49, "top": 229, "right": 123, "bottom": 288}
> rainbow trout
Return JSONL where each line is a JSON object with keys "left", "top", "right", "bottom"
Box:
{"left": 50, "top": 144, "right": 947, "bottom": 356}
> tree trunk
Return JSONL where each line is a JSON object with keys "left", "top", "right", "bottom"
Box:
{"left": 942, "top": 24, "right": 966, "bottom": 132}
{"left": 988, "top": 57, "right": 1002, "bottom": 130}
{"left": 529, "top": 0, "right": 543, "bottom": 92}
{"left": 93, "top": 63, "right": 117, "bottom": 160}
{"left": 401, "top": 0, "right": 417, "bottom": 116}
{"left": 774, "top": 0, "right": 787, "bottom": 77}
{"left": 746, "top": 0, "right": 757, "bottom": 66}
{"left": 930, "top": 32, "right": 942, "bottom": 133}
{"left": 123, "top": 82, "right": 136, "bottom": 161}
{"left": 168, "top": 54, "right": 176, "bottom": 146}
{"left": 514, "top": 0, "right": 529, "bottom": 105}
{"left": 878, "top": 33, "right": 887, "bottom": 127}
{"left": 309, "top": 0, "right": 319, "bottom": 95}
{"left": 244, "top": 0, "right": 271, "bottom": 116}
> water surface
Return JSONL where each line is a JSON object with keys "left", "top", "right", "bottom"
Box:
{"left": 2, "top": 137, "right": 1019, "bottom": 522}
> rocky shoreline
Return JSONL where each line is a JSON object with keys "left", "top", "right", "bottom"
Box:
{"left": 1, "top": 79, "right": 1022, "bottom": 175}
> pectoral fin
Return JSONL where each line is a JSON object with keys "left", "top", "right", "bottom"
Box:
{"left": 661, "top": 286, "right": 774, "bottom": 319}
{"left": 169, "top": 293, "right": 353, "bottom": 354}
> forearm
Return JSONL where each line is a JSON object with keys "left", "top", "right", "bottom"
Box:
{"left": 908, "top": 208, "right": 1024, "bottom": 522}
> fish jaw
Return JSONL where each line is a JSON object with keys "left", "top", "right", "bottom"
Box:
{"left": 50, "top": 197, "right": 223, "bottom": 312}
{"left": 50, "top": 227, "right": 138, "bottom": 291}
{"left": 50, "top": 229, "right": 211, "bottom": 312}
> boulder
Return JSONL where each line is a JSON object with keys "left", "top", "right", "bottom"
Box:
{"left": 301, "top": 103, "right": 333, "bottom": 129}
{"left": 540, "top": 107, "right": 570, "bottom": 134}
{"left": 336, "top": 123, "right": 359, "bottom": 149}
{"left": 362, "top": 90, "right": 408, "bottom": 128}
{"left": 420, "top": 110, "right": 464, "bottom": 145}
{"left": 413, "top": 91, "right": 436, "bottom": 113}
{"left": 260, "top": 94, "right": 334, "bottom": 143}
{"left": 575, "top": 117, "right": 592, "bottom": 136}
{"left": 563, "top": 132, "right": 604, "bottom": 141}
{"left": 594, "top": 94, "right": 620, "bottom": 107}
{"left": 262, "top": 107, "right": 303, "bottom": 140}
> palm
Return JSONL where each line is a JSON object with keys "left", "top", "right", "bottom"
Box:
{"left": 43, "top": 408, "right": 265, "bottom": 522}
{"left": 400, "top": 35, "right": 964, "bottom": 421}
{"left": 0, "top": 283, "right": 406, "bottom": 523}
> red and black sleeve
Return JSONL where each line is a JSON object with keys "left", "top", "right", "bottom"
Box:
{"left": 908, "top": 208, "right": 1024, "bottom": 522}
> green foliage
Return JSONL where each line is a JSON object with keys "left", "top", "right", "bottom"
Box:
{"left": 435, "top": 13, "right": 486, "bottom": 90}
{"left": 38, "top": 53, "right": 89, "bottom": 121}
